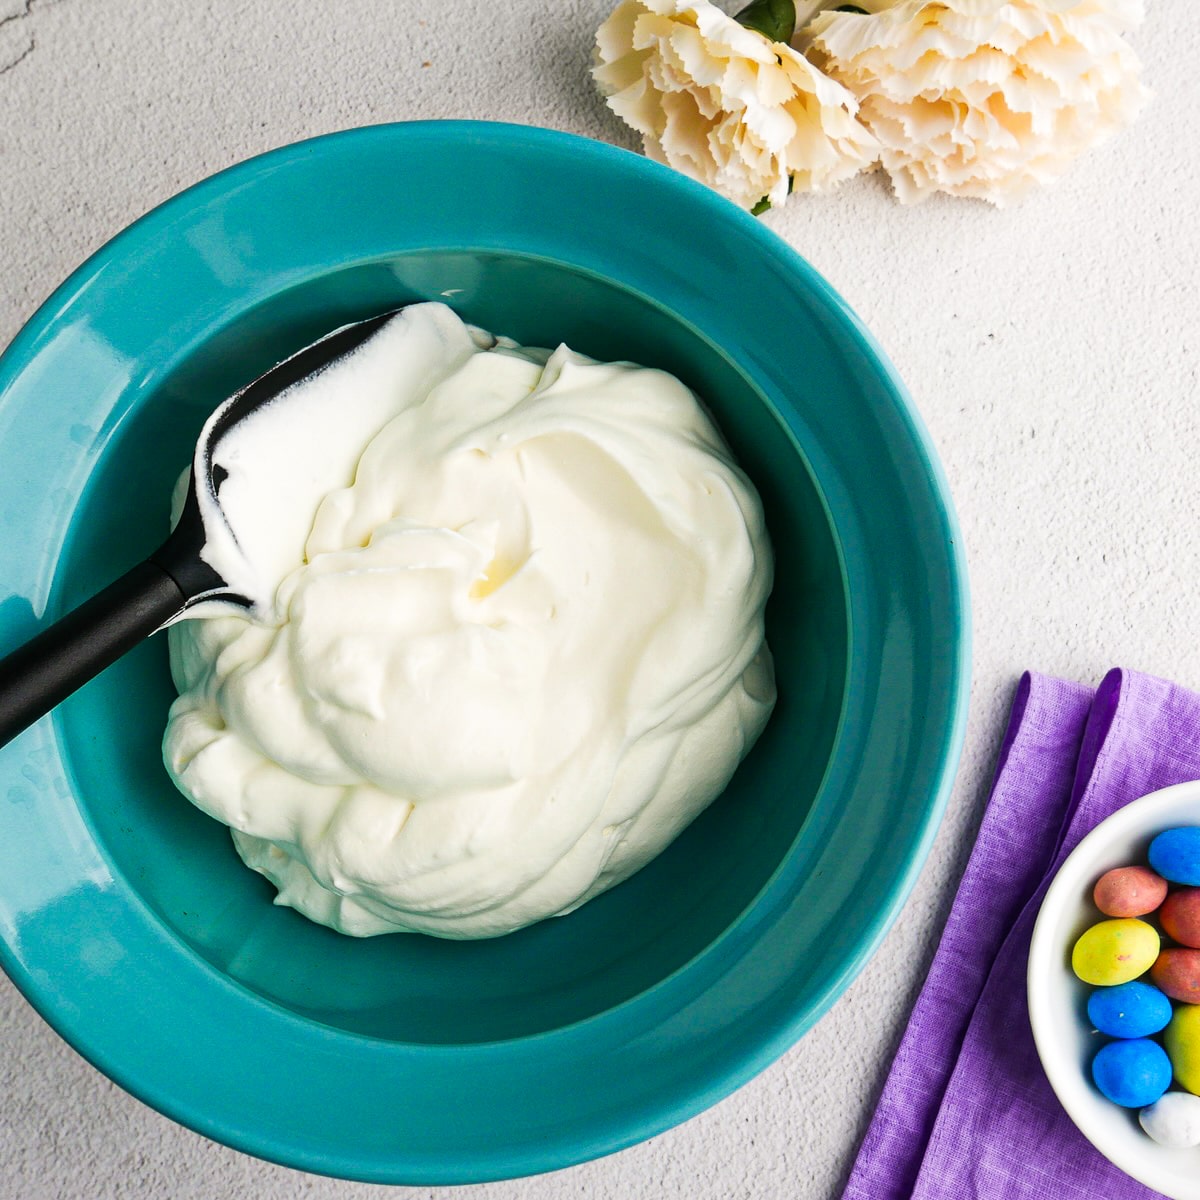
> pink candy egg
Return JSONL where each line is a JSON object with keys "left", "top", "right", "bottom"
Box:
{"left": 1093, "top": 866, "right": 1169, "bottom": 918}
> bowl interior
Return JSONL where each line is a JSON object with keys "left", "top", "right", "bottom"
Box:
{"left": 55, "top": 251, "right": 847, "bottom": 1044}
{"left": 1029, "top": 782, "right": 1200, "bottom": 1200}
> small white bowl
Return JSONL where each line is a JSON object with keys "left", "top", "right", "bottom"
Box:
{"left": 1029, "top": 780, "right": 1200, "bottom": 1200}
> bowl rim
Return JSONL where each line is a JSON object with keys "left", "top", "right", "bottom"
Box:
{"left": 1028, "top": 780, "right": 1200, "bottom": 1200}
{"left": 0, "top": 119, "right": 972, "bottom": 1183}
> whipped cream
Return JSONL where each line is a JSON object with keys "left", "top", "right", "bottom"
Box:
{"left": 163, "top": 303, "right": 775, "bottom": 938}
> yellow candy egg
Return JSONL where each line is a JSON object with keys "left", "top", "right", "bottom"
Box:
{"left": 1166, "top": 1005, "right": 1200, "bottom": 1096}
{"left": 1071, "top": 918, "right": 1160, "bottom": 986}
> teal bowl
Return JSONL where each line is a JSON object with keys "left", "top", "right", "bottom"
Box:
{"left": 0, "top": 122, "right": 968, "bottom": 1183}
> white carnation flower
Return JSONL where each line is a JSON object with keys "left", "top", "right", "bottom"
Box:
{"left": 593, "top": 0, "right": 879, "bottom": 211}
{"left": 801, "top": 0, "right": 1150, "bottom": 206}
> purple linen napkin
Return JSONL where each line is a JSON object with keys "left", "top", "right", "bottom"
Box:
{"left": 843, "top": 667, "right": 1200, "bottom": 1200}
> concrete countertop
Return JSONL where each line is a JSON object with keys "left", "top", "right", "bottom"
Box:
{"left": 1, "top": 2, "right": 1196, "bottom": 1197}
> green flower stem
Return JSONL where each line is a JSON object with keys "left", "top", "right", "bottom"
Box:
{"left": 734, "top": 0, "right": 797, "bottom": 44}
{"left": 752, "top": 178, "right": 793, "bottom": 218}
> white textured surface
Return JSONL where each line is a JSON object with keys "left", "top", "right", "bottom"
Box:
{"left": 0, "top": 2, "right": 1195, "bottom": 1197}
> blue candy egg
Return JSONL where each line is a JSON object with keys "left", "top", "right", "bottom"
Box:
{"left": 1148, "top": 827, "right": 1200, "bottom": 885}
{"left": 1092, "top": 1038, "right": 1172, "bottom": 1108}
{"left": 1087, "top": 981, "right": 1173, "bottom": 1039}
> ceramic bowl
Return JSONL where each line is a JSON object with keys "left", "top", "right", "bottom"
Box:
{"left": 1029, "top": 780, "right": 1200, "bottom": 1200}
{"left": 0, "top": 122, "right": 969, "bottom": 1183}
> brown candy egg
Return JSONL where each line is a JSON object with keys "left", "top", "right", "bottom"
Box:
{"left": 1151, "top": 948, "right": 1200, "bottom": 1003}
{"left": 1161, "top": 889, "right": 1200, "bottom": 949}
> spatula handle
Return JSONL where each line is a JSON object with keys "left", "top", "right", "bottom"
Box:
{"left": 0, "top": 560, "right": 186, "bottom": 750}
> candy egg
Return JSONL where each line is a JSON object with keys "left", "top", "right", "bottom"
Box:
{"left": 1140, "top": 1092, "right": 1200, "bottom": 1147}
{"left": 1087, "top": 981, "right": 1172, "bottom": 1039}
{"left": 1093, "top": 865, "right": 1168, "bottom": 918}
{"left": 1148, "top": 827, "right": 1200, "bottom": 886}
{"left": 1165, "top": 1005, "right": 1200, "bottom": 1095}
{"left": 1161, "top": 889, "right": 1200, "bottom": 949}
{"left": 1071, "top": 919, "right": 1160, "bottom": 986}
{"left": 1092, "top": 1038, "right": 1172, "bottom": 1108}
{"left": 1150, "top": 948, "right": 1200, "bottom": 1003}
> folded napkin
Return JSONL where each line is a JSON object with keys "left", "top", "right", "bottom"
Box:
{"left": 843, "top": 668, "right": 1200, "bottom": 1200}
